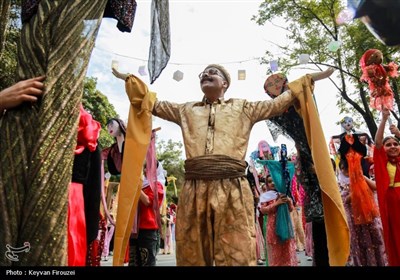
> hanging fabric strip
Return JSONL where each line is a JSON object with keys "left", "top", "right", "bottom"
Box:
{"left": 148, "top": 0, "right": 171, "bottom": 84}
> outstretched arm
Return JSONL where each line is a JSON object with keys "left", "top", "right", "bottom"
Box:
{"left": 375, "top": 107, "right": 390, "bottom": 149}
{"left": 309, "top": 67, "right": 335, "bottom": 82}
{"left": 112, "top": 67, "right": 129, "bottom": 81}
{"left": 111, "top": 66, "right": 156, "bottom": 111}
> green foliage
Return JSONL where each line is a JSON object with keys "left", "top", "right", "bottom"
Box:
{"left": 253, "top": 0, "right": 400, "bottom": 137}
{"left": 0, "top": 1, "right": 20, "bottom": 90}
{"left": 156, "top": 138, "right": 185, "bottom": 200}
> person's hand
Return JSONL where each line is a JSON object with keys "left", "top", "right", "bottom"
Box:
{"left": 112, "top": 67, "right": 129, "bottom": 81}
{"left": 310, "top": 67, "right": 336, "bottom": 81}
{"left": 381, "top": 106, "right": 390, "bottom": 121}
{"left": 0, "top": 76, "right": 45, "bottom": 112}
{"left": 389, "top": 124, "right": 400, "bottom": 137}
{"left": 276, "top": 194, "right": 290, "bottom": 205}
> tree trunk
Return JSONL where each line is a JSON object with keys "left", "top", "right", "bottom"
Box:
{"left": 0, "top": 0, "right": 11, "bottom": 57}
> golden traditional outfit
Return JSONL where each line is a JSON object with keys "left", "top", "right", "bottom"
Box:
{"left": 116, "top": 74, "right": 349, "bottom": 266}
{"left": 152, "top": 88, "right": 300, "bottom": 266}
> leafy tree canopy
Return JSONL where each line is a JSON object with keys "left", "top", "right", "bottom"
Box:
{"left": 156, "top": 138, "right": 184, "bottom": 203}
{"left": 253, "top": 0, "right": 400, "bottom": 138}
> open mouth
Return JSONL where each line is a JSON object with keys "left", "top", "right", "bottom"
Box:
{"left": 201, "top": 77, "right": 214, "bottom": 83}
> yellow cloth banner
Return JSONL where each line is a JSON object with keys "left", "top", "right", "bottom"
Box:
{"left": 112, "top": 75, "right": 156, "bottom": 266}
{"left": 289, "top": 75, "right": 350, "bottom": 266}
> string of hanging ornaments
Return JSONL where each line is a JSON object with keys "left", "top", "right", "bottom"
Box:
{"left": 98, "top": 46, "right": 343, "bottom": 82}
{"left": 95, "top": 46, "right": 274, "bottom": 82}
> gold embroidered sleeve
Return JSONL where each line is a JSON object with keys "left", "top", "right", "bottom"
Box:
{"left": 152, "top": 100, "right": 182, "bottom": 125}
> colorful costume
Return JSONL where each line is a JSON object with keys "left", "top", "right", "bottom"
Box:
{"left": 263, "top": 195, "right": 298, "bottom": 266}
{"left": 359, "top": 49, "right": 398, "bottom": 110}
{"left": 69, "top": 105, "right": 102, "bottom": 266}
{"left": 339, "top": 134, "right": 379, "bottom": 224}
{"left": 129, "top": 181, "right": 164, "bottom": 266}
{"left": 265, "top": 73, "right": 349, "bottom": 265}
{"left": 373, "top": 146, "right": 400, "bottom": 266}
{"left": 152, "top": 84, "right": 304, "bottom": 266}
{"left": 116, "top": 74, "right": 349, "bottom": 266}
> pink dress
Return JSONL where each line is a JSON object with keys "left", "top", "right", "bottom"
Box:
{"left": 264, "top": 200, "right": 298, "bottom": 266}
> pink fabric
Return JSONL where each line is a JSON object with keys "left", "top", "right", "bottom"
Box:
{"left": 102, "top": 224, "right": 115, "bottom": 258}
{"left": 146, "top": 131, "right": 162, "bottom": 229}
{"left": 132, "top": 131, "right": 162, "bottom": 235}
{"left": 305, "top": 222, "right": 313, "bottom": 257}
{"left": 263, "top": 200, "right": 298, "bottom": 266}
{"left": 258, "top": 140, "right": 271, "bottom": 160}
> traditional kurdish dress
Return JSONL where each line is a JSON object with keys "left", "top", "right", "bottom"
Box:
{"left": 373, "top": 146, "right": 400, "bottom": 266}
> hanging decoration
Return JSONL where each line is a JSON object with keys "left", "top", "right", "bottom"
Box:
{"left": 173, "top": 70, "right": 184, "bottom": 82}
{"left": 238, "top": 70, "right": 246, "bottom": 80}
{"left": 359, "top": 48, "right": 399, "bottom": 111}
{"left": 298, "top": 54, "right": 309, "bottom": 65}
{"left": 111, "top": 60, "right": 119, "bottom": 70}
{"left": 270, "top": 60, "right": 278, "bottom": 72}
{"left": 138, "top": 65, "right": 147, "bottom": 76}
{"left": 336, "top": 8, "right": 355, "bottom": 25}
{"left": 327, "top": 40, "right": 341, "bottom": 52}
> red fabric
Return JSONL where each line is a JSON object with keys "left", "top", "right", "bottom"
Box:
{"left": 373, "top": 146, "right": 400, "bottom": 266}
{"left": 68, "top": 182, "right": 87, "bottom": 266}
{"left": 68, "top": 105, "right": 101, "bottom": 266}
{"left": 86, "top": 215, "right": 107, "bottom": 266}
{"left": 75, "top": 104, "right": 101, "bottom": 154}
{"left": 124, "top": 244, "right": 130, "bottom": 263}
{"left": 139, "top": 182, "right": 164, "bottom": 229}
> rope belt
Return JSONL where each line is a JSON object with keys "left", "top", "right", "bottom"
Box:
{"left": 184, "top": 154, "right": 246, "bottom": 180}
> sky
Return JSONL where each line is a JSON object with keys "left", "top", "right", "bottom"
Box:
{"left": 86, "top": 0, "right": 343, "bottom": 160}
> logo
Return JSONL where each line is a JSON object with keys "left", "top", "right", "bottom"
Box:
{"left": 5, "top": 242, "right": 30, "bottom": 262}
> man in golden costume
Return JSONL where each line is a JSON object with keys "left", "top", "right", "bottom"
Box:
{"left": 112, "top": 64, "right": 349, "bottom": 266}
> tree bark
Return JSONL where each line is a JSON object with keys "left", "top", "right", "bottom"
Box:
{"left": 0, "top": 0, "right": 11, "bottom": 57}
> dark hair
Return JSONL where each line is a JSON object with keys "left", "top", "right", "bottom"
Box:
{"left": 383, "top": 135, "right": 400, "bottom": 144}
{"left": 330, "top": 158, "right": 336, "bottom": 172}
{"left": 339, "top": 159, "right": 348, "bottom": 172}
{"left": 106, "top": 118, "right": 126, "bottom": 138}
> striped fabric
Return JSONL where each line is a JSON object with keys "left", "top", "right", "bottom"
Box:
{"left": 0, "top": 0, "right": 107, "bottom": 266}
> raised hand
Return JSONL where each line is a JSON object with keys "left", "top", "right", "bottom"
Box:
{"left": 112, "top": 67, "right": 129, "bottom": 81}
{"left": 310, "top": 66, "right": 336, "bottom": 81}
